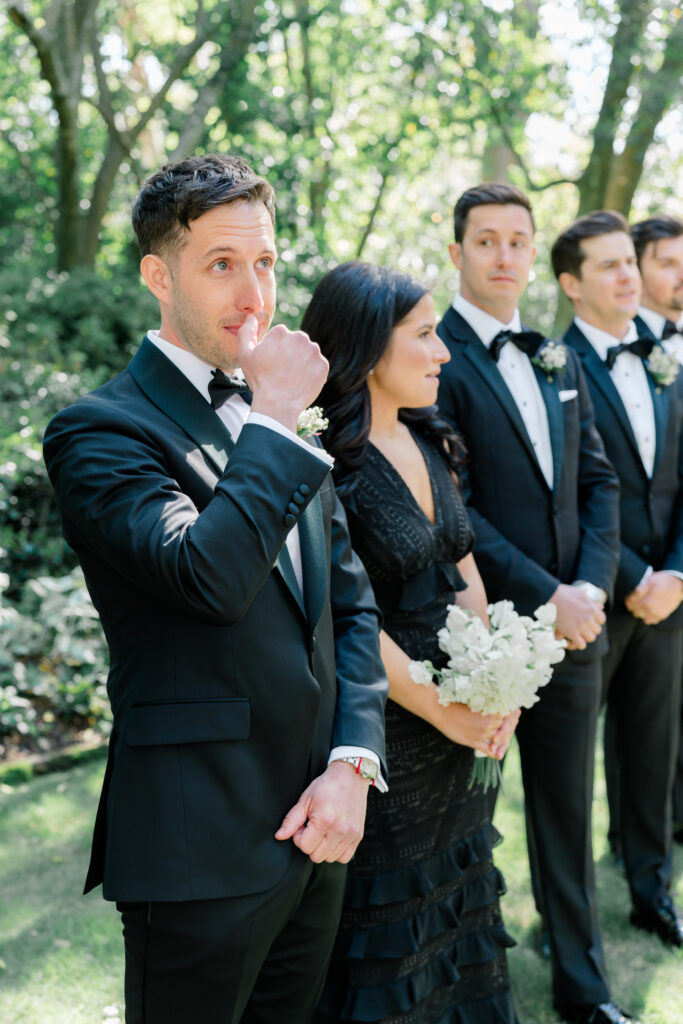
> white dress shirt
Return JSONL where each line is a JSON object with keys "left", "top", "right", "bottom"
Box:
{"left": 575, "top": 317, "right": 656, "bottom": 478}
{"left": 147, "top": 332, "right": 386, "bottom": 789}
{"left": 453, "top": 294, "right": 554, "bottom": 488}
{"left": 638, "top": 306, "right": 683, "bottom": 365}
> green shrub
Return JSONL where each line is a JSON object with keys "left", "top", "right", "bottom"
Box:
{"left": 0, "top": 567, "right": 111, "bottom": 743}
{"left": 0, "top": 262, "right": 157, "bottom": 592}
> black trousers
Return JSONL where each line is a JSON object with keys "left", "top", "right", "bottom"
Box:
{"left": 516, "top": 651, "right": 610, "bottom": 1009}
{"left": 118, "top": 854, "right": 347, "bottom": 1024}
{"left": 602, "top": 610, "right": 682, "bottom": 910}
{"left": 674, "top": 669, "right": 683, "bottom": 826}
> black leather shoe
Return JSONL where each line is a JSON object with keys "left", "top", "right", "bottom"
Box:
{"left": 630, "top": 896, "right": 683, "bottom": 947}
{"left": 556, "top": 1001, "right": 641, "bottom": 1024}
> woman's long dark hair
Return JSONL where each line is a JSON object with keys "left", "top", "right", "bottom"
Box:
{"left": 301, "top": 261, "right": 463, "bottom": 494}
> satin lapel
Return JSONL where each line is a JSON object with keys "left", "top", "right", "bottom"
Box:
{"left": 566, "top": 323, "right": 643, "bottom": 471}
{"left": 297, "top": 492, "right": 326, "bottom": 627}
{"left": 534, "top": 367, "right": 564, "bottom": 492}
{"left": 129, "top": 337, "right": 235, "bottom": 474}
{"left": 276, "top": 544, "right": 306, "bottom": 617}
{"left": 462, "top": 332, "right": 542, "bottom": 471}
{"left": 648, "top": 370, "right": 669, "bottom": 479}
{"left": 634, "top": 314, "right": 657, "bottom": 341}
{"left": 129, "top": 337, "right": 306, "bottom": 614}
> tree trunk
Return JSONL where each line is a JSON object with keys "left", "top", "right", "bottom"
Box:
{"left": 604, "top": 12, "right": 683, "bottom": 214}
{"left": 576, "top": 0, "right": 652, "bottom": 215}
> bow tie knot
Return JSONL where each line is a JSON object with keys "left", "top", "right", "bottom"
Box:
{"left": 208, "top": 368, "right": 251, "bottom": 409}
{"left": 604, "top": 337, "right": 655, "bottom": 371}
{"left": 489, "top": 329, "right": 545, "bottom": 363}
{"left": 661, "top": 320, "right": 679, "bottom": 341}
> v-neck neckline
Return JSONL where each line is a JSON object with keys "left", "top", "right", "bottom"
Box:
{"left": 368, "top": 427, "right": 442, "bottom": 528}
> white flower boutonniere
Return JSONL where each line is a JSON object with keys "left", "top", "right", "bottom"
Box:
{"left": 532, "top": 341, "right": 568, "bottom": 381}
{"left": 646, "top": 346, "right": 680, "bottom": 393}
{"left": 297, "top": 406, "right": 329, "bottom": 439}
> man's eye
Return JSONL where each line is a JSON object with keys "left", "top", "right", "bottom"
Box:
{"left": 213, "top": 260, "right": 229, "bottom": 271}
{"left": 258, "top": 257, "right": 273, "bottom": 268}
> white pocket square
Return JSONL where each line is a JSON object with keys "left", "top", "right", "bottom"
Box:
{"left": 559, "top": 389, "right": 578, "bottom": 403}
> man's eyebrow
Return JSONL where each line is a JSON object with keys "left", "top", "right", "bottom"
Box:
{"left": 202, "top": 245, "right": 278, "bottom": 259}
{"left": 474, "top": 227, "right": 530, "bottom": 237}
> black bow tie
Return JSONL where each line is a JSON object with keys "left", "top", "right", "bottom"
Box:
{"left": 604, "top": 337, "right": 655, "bottom": 371}
{"left": 661, "top": 320, "right": 679, "bottom": 340}
{"left": 208, "top": 368, "right": 251, "bottom": 409}
{"left": 489, "top": 329, "right": 545, "bottom": 363}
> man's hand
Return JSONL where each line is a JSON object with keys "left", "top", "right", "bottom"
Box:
{"left": 238, "top": 314, "right": 329, "bottom": 432}
{"left": 275, "top": 761, "right": 370, "bottom": 864}
{"left": 625, "top": 571, "right": 683, "bottom": 625}
{"left": 549, "top": 583, "right": 605, "bottom": 650}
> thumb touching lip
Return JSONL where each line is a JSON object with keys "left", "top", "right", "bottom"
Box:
{"left": 238, "top": 314, "right": 259, "bottom": 350}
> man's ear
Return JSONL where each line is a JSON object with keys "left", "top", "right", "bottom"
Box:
{"left": 558, "top": 270, "right": 581, "bottom": 302}
{"left": 448, "top": 242, "right": 462, "bottom": 270}
{"left": 140, "top": 254, "right": 172, "bottom": 303}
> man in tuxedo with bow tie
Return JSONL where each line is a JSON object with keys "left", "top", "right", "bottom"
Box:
{"left": 632, "top": 215, "right": 683, "bottom": 360}
{"left": 436, "top": 184, "right": 627, "bottom": 1024}
{"left": 631, "top": 214, "right": 683, "bottom": 845}
{"left": 43, "top": 154, "right": 388, "bottom": 1024}
{"left": 554, "top": 210, "right": 683, "bottom": 956}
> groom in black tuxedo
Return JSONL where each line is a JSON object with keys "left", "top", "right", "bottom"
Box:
{"left": 436, "top": 185, "right": 630, "bottom": 1024}
{"left": 554, "top": 210, "right": 683, "bottom": 953}
{"left": 43, "top": 154, "right": 388, "bottom": 1024}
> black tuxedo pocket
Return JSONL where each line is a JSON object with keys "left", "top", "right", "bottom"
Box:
{"left": 126, "top": 697, "right": 250, "bottom": 746}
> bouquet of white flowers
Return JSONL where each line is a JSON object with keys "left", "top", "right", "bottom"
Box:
{"left": 409, "top": 600, "right": 566, "bottom": 790}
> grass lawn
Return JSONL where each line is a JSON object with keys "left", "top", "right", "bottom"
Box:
{"left": 0, "top": 741, "right": 681, "bottom": 1023}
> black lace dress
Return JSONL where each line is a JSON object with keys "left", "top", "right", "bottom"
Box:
{"left": 316, "top": 429, "right": 518, "bottom": 1024}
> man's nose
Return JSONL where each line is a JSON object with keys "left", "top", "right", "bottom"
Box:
{"left": 238, "top": 270, "right": 264, "bottom": 312}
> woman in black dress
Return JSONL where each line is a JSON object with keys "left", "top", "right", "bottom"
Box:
{"left": 302, "top": 262, "right": 520, "bottom": 1024}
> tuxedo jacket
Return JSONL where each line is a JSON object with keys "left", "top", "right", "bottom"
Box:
{"left": 436, "top": 308, "right": 620, "bottom": 626}
{"left": 43, "top": 337, "right": 388, "bottom": 902}
{"left": 564, "top": 321, "right": 683, "bottom": 627}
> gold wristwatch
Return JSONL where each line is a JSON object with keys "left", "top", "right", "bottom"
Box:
{"left": 331, "top": 755, "right": 378, "bottom": 785}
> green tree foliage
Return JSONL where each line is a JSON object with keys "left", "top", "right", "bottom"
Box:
{"left": 1, "top": 0, "right": 682, "bottom": 748}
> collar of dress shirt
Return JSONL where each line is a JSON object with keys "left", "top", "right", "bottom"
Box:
{"left": 638, "top": 305, "right": 683, "bottom": 338}
{"left": 452, "top": 293, "right": 521, "bottom": 348}
{"left": 637, "top": 306, "right": 666, "bottom": 340}
{"left": 574, "top": 316, "right": 638, "bottom": 362}
{"left": 147, "top": 330, "right": 246, "bottom": 405}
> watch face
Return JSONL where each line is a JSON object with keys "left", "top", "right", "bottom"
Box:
{"left": 359, "top": 758, "right": 378, "bottom": 780}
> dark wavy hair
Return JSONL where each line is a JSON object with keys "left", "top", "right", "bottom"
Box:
{"left": 301, "top": 261, "right": 463, "bottom": 493}
{"left": 551, "top": 210, "right": 629, "bottom": 280}
{"left": 132, "top": 154, "right": 275, "bottom": 259}
{"left": 631, "top": 214, "right": 683, "bottom": 266}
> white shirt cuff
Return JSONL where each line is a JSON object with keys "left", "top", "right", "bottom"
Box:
{"left": 246, "top": 412, "right": 334, "bottom": 467}
{"left": 329, "top": 745, "right": 388, "bottom": 792}
{"left": 638, "top": 565, "right": 654, "bottom": 588}
{"left": 662, "top": 570, "right": 683, "bottom": 583}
